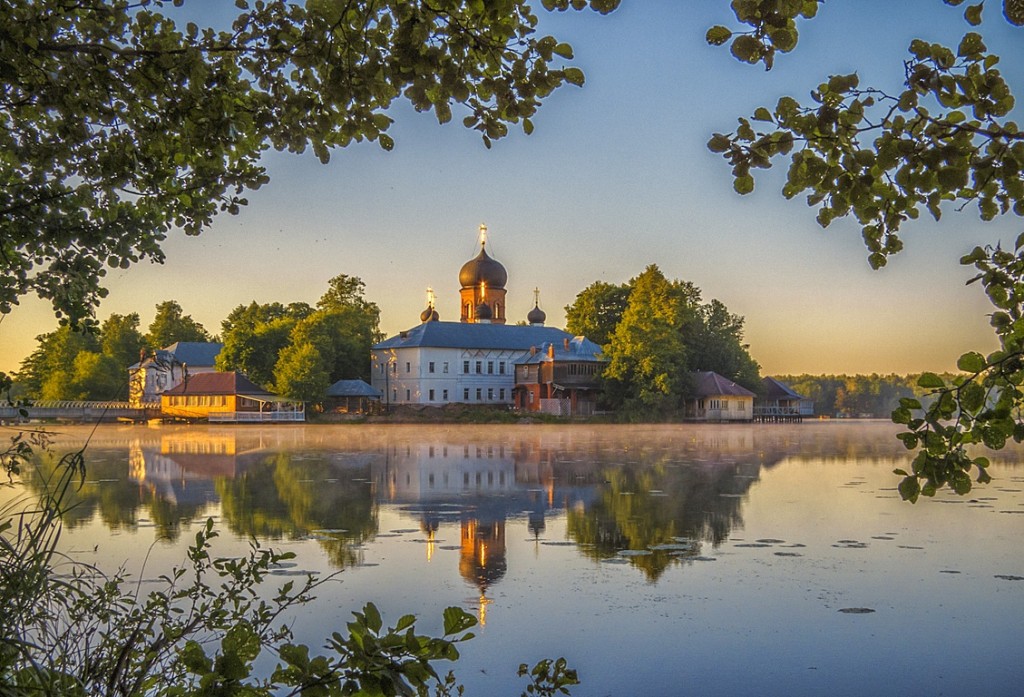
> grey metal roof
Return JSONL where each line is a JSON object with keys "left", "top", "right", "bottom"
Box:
{"left": 326, "top": 379, "right": 382, "bottom": 398}
{"left": 129, "top": 341, "right": 223, "bottom": 370}
{"left": 163, "top": 342, "right": 222, "bottom": 366}
{"left": 517, "top": 336, "right": 604, "bottom": 365}
{"left": 690, "top": 371, "right": 756, "bottom": 398}
{"left": 373, "top": 321, "right": 579, "bottom": 351}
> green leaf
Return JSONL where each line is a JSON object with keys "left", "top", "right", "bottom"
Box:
{"left": 442, "top": 606, "right": 476, "bottom": 635}
{"left": 964, "top": 2, "right": 983, "bottom": 25}
{"left": 707, "top": 133, "right": 732, "bottom": 153}
{"left": 730, "top": 35, "right": 762, "bottom": 64}
{"left": 552, "top": 42, "right": 574, "bottom": 58}
{"left": 562, "top": 67, "right": 585, "bottom": 86}
{"left": 733, "top": 174, "right": 755, "bottom": 194}
{"left": 917, "top": 372, "right": 946, "bottom": 389}
{"left": 956, "top": 351, "right": 986, "bottom": 373}
{"left": 363, "top": 602, "right": 383, "bottom": 633}
{"left": 752, "top": 107, "right": 773, "bottom": 122}
{"left": 898, "top": 475, "right": 921, "bottom": 503}
{"left": 705, "top": 25, "right": 733, "bottom": 46}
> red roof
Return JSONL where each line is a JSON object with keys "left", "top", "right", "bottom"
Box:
{"left": 161, "top": 372, "right": 273, "bottom": 397}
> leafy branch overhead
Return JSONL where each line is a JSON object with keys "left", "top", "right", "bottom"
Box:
{"left": 707, "top": 0, "right": 1024, "bottom": 500}
{"left": 0, "top": 0, "right": 619, "bottom": 327}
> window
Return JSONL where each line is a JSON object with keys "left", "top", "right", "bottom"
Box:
{"left": 406, "top": 389, "right": 410, "bottom": 401}
{"left": 429, "top": 389, "right": 435, "bottom": 400}
{"left": 379, "top": 364, "right": 385, "bottom": 375}
{"left": 442, "top": 389, "right": 448, "bottom": 400}
{"left": 499, "top": 388, "right": 505, "bottom": 400}
{"left": 393, "top": 389, "right": 397, "bottom": 401}
{"left": 443, "top": 362, "right": 449, "bottom": 373}
{"left": 428, "top": 362, "right": 435, "bottom": 373}
{"left": 487, "top": 387, "right": 494, "bottom": 400}
{"left": 475, "top": 361, "right": 482, "bottom": 374}
{"left": 737, "top": 400, "right": 746, "bottom": 412}
{"left": 463, "top": 360, "right": 470, "bottom": 373}
{"left": 499, "top": 362, "right": 505, "bottom": 375}
{"left": 391, "top": 363, "right": 397, "bottom": 375}
{"left": 476, "top": 388, "right": 482, "bottom": 401}
{"left": 405, "top": 362, "right": 410, "bottom": 373}
{"left": 487, "top": 361, "right": 494, "bottom": 374}
{"left": 463, "top": 388, "right": 470, "bottom": 401}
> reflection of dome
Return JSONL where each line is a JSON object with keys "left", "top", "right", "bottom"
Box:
{"left": 527, "top": 303, "right": 546, "bottom": 325}
{"left": 459, "top": 246, "right": 507, "bottom": 289}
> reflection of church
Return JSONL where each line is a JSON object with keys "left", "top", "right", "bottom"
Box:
{"left": 370, "top": 225, "right": 602, "bottom": 408}
{"left": 371, "top": 437, "right": 596, "bottom": 624}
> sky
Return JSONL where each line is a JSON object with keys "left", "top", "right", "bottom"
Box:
{"left": 2, "top": 0, "right": 1023, "bottom": 376}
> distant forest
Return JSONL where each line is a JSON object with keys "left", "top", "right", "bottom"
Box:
{"left": 774, "top": 374, "right": 946, "bottom": 419}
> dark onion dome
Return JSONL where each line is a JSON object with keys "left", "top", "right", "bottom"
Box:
{"left": 420, "top": 306, "right": 439, "bottom": 322}
{"left": 459, "top": 245, "right": 507, "bottom": 289}
{"left": 475, "top": 301, "right": 493, "bottom": 321}
{"left": 527, "top": 303, "right": 546, "bottom": 325}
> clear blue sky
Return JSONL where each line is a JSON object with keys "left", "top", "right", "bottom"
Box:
{"left": 2, "top": 1, "right": 1022, "bottom": 375}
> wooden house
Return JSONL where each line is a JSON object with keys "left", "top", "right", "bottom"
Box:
{"left": 684, "top": 371, "right": 756, "bottom": 422}
{"left": 513, "top": 337, "right": 605, "bottom": 416}
{"left": 754, "top": 376, "right": 814, "bottom": 421}
{"left": 159, "top": 372, "right": 304, "bottom": 422}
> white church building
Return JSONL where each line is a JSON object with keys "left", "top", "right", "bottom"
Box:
{"left": 370, "top": 227, "right": 598, "bottom": 408}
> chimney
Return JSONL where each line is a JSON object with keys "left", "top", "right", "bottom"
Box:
{"left": 547, "top": 343, "right": 554, "bottom": 358}
{"left": 530, "top": 346, "right": 537, "bottom": 356}
{"left": 564, "top": 338, "right": 570, "bottom": 351}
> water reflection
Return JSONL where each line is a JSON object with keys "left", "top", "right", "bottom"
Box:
{"left": 18, "top": 423, "right": 1024, "bottom": 697}
{"left": 25, "top": 423, "right": 1024, "bottom": 582}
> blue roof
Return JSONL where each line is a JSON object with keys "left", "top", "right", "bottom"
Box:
{"left": 373, "top": 321, "right": 581, "bottom": 351}
{"left": 326, "top": 379, "right": 382, "bottom": 398}
{"left": 130, "top": 341, "right": 223, "bottom": 369}
{"left": 519, "top": 336, "right": 604, "bottom": 364}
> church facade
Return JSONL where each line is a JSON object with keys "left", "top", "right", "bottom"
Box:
{"left": 370, "top": 227, "right": 602, "bottom": 408}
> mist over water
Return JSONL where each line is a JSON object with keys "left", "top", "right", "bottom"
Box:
{"left": 11, "top": 421, "right": 1024, "bottom": 696}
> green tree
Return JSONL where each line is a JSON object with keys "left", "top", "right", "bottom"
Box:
{"left": 707, "top": 0, "right": 1023, "bottom": 499}
{"left": 564, "top": 280, "right": 631, "bottom": 347}
{"left": 64, "top": 351, "right": 124, "bottom": 401}
{"left": 145, "top": 300, "right": 211, "bottom": 349}
{"left": 688, "top": 299, "right": 762, "bottom": 391}
{"left": 274, "top": 341, "right": 331, "bottom": 403}
{"left": 99, "top": 312, "right": 146, "bottom": 368}
{"left": 602, "top": 266, "right": 698, "bottom": 419}
{"left": 1, "top": 0, "right": 619, "bottom": 327}
{"left": 18, "top": 325, "right": 101, "bottom": 400}
{"left": 217, "top": 301, "right": 311, "bottom": 388}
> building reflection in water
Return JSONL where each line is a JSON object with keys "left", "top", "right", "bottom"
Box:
{"left": 59, "top": 426, "right": 805, "bottom": 613}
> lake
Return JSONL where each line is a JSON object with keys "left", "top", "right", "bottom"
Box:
{"left": 7, "top": 421, "right": 1024, "bottom": 696}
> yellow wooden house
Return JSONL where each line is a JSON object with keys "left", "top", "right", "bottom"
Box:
{"left": 159, "top": 372, "right": 304, "bottom": 422}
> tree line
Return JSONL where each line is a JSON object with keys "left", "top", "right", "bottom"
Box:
{"left": 12, "top": 275, "right": 381, "bottom": 404}
{"left": 566, "top": 264, "right": 762, "bottom": 420}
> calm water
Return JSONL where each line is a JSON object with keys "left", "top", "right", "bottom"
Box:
{"left": 7, "top": 421, "right": 1024, "bottom": 696}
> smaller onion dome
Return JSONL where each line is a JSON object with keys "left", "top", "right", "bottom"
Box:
{"left": 420, "top": 306, "right": 439, "bottom": 323}
{"left": 527, "top": 303, "right": 546, "bottom": 326}
{"left": 475, "top": 301, "right": 493, "bottom": 321}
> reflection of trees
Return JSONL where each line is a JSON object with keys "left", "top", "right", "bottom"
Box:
{"left": 565, "top": 453, "right": 758, "bottom": 582}
{"left": 216, "top": 453, "right": 378, "bottom": 568}
{"left": 24, "top": 448, "right": 205, "bottom": 540}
